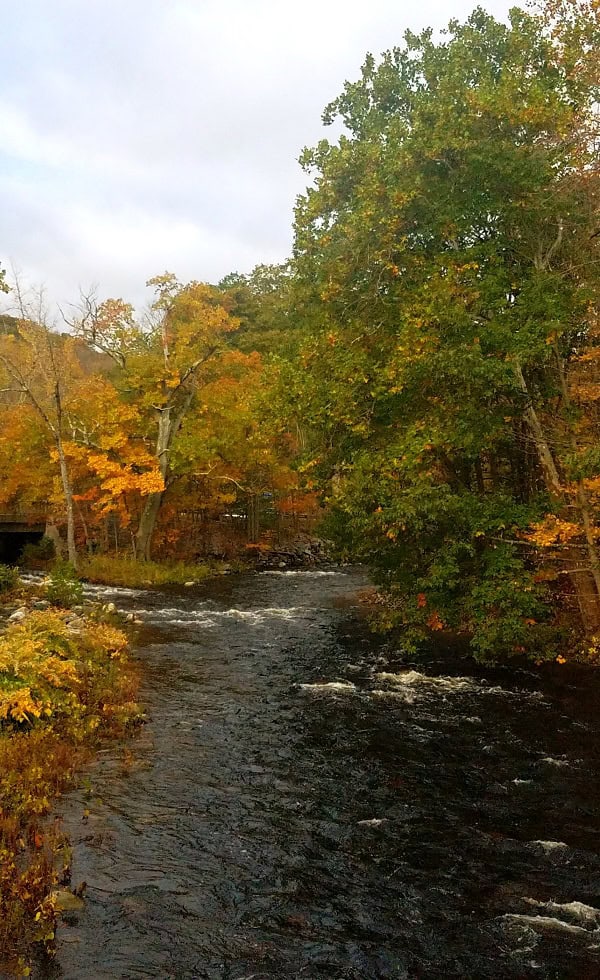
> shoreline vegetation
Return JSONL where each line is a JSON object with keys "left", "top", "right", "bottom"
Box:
{"left": 80, "top": 554, "right": 236, "bottom": 588}
{"left": 0, "top": 568, "right": 141, "bottom": 977}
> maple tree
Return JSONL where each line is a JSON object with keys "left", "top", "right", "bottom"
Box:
{"left": 72, "top": 274, "right": 241, "bottom": 560}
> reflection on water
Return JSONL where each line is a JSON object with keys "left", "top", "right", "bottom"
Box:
{"left": 35, "top": 568, "right": 600, "bottom": 979}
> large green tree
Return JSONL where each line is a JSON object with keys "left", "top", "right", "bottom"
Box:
{"left": 286, "top": 1, "right": 600, "bottom": 656}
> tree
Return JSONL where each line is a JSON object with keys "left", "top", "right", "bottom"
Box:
{"left": 218, "top": 263, "right": 300, "bottom": 356}
{"left": 73, "top": 274, "right": 239, "bottom": 560}
{"left": 287, "top": 0, "right": 600, "bottom": 655}
{"left": 0, "top": 282, "right": 83, "bottom": 567}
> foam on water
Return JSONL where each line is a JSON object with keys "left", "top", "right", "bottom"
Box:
{"left": 260, "top": 569, "right": 343, "bottom": 577}
{"left": 373, "top": 670, "right": 544, "bottom": 701}
{"left": 524, "top": 899, "right": 600, "bottom": 926}
{"left": 502, "top": 914, "right": 592, "bottom": 937}
{"left": 216, "top": 606, "right": 306, "bottom": 621}
{"left": 19, "top": 571, "right": 46, "bottom": 586}
{"left": 131, "top": 604, "right": 311, "bottom": 630}
{"left": 83, "top": 582, "right": 149, "bottom": 599}
{"left": 299, "top": 681, "right": 357, "bottom": 694}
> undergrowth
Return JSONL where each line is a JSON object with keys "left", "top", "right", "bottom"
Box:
{"left": 0, "top": 609, "right": 140, "bottom": 976}
{"left": 0, "top": 563, "right": 20, "bottom": 594}
{"left": 81, "top": 554, "right": 215, "bottom": 587}
{"left": 45, "top": 560, "right": 83, "bottom": 608}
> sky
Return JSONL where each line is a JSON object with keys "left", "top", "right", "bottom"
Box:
{"left": 1, "top": 0, "right": 512, "bottom": 311}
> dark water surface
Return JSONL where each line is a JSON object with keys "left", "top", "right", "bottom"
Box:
{"left": 38, "top": 569, "right": 600, "bottom": 978}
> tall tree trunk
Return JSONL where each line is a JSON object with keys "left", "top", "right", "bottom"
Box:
{"left": 135, "top": 408, "right": 173, "bottom": 561}
{"left": 56, "top": 436, "right": 78, "bottom": 570}
{"left": 514, "top": 361, "right": 600, "bottom": 633}
{"left": 136, "top": 490, "right": 166, "bottom": 561}
{"left": 246, "top": 493, "right": 260, "bottom": 544}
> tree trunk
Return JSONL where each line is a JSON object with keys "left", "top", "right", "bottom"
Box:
{"left": 136, "top": 489, "right": 165, "bottom": 561}
{"left": 246, "top": 493, "right": 260, "bottom": 544}
{"left": 56, "top": 436, "right": 78, "bottom": 570}
{"left": 135, "top": 408, "right": 173, "bottom": 561}
{"left": 45, "top": 522, "right": 65, "bottom": 558}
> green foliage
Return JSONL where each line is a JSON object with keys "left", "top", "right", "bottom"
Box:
{"left": 45, "top": 560, "right": 83, "bottom": 608}
{"left": 0, "top": 564, "right": 19, "bottom": 594}
{"left": 282, "top": 0, "right": 600, "bottom": 661}
{"left": 218, "top": 263, "right": 300, "bottom": 356}
{"left": 19, "top": 536, "right": 56, "bottom": 567}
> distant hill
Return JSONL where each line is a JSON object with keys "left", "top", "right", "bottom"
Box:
{"left": 0, "top": 313, "right": 112, "bottom": 374}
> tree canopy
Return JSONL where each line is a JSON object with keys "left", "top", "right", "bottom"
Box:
{"left": 2, "top": 1, "right": 600, "bottom": 661}
{"left": 282, "top": 0, "right": 600, "bottom": 657}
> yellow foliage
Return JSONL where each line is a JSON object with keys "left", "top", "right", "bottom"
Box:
{"left": 583, "top": 476, "right": 600, "bottom": 495}
{"left": 526, "top": 515, "right": 582, "bottom": 547}
{"left": 0, "top": 688, "right": 41, "bottom": 724}
{"left": 0, "top": 606, "right": 139, "bottom": 969}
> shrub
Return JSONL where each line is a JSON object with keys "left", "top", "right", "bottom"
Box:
{"left": 0, "top": 564, "right": 19, "bottom": 595}
{"left": 45, "top": 560, "right": 83, "bottom": 609}
{"left": 0, "top": 607, "right": 139, "bottom": 971}
{"left": 0, "top": 609, "right": 137, "bottom": 734}
{"left": 19, "top": 536, "right": 56, "bottom": 566}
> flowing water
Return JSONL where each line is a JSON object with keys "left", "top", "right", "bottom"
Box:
{"left": 35, "top": 568, "right": 600, "bottom": 978}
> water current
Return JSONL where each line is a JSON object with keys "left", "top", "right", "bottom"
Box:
{"left": 33, "top": 568, "right": 600, "bottom": 978}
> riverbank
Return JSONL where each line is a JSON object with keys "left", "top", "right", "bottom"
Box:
{"left": 0, "top": 581, "right": 141, "bottom": 977}
{"left": 80, "top": 555, "right": 227, "bottom": 588}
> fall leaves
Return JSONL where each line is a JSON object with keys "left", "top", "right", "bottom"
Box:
{"left": 0, "top": 274, "right": 305, "bottom": 561}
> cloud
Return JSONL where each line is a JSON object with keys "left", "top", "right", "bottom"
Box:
{"left": 0, "top": 0, "right": 513, "bottom": 309}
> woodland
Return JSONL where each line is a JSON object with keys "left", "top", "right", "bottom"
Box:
{"left": 1, "top": 0, "right": 600, "bottom": 664}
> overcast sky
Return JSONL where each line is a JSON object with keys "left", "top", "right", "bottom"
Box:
{"left": 1, "top": 0, "right": 512, "bottom": 311}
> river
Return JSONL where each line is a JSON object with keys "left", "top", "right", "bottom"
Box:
{"left": 36, "top": 567, "right": 600, "bottom": 978}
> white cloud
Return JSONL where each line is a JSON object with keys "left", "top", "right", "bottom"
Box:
{"left": 0, "top": 0, "right": 513, "bottom": 310}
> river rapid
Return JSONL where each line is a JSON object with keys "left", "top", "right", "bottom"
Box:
{"left": 36, "top": 568, "right": 600, "bottom": 979}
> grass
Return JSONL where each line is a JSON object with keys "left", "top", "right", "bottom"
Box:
{"left": 0, "top": 608, "right": 140, "bottom": 976}
{"left": 81, "top": 554, "right": 216, "bottom": 588}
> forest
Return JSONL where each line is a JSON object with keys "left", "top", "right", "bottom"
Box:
{"left": 1, "top": 0, "right": 599, "bottom": 668}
